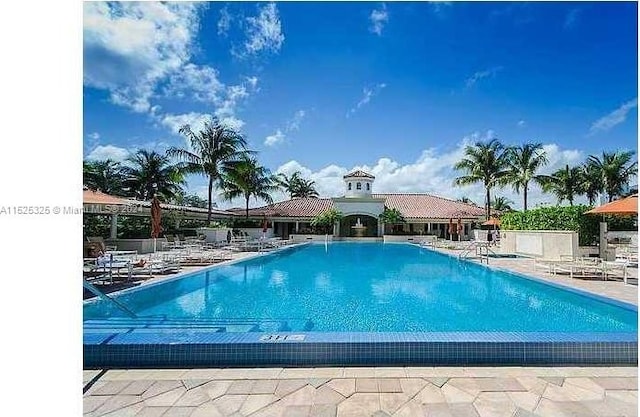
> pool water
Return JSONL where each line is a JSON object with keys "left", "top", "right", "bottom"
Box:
{"left": 84, "top": 243, "right": 638, "bottom": 333}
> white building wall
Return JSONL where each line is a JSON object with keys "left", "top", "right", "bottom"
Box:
{"left": 333, "top": 200, "right": 384, "bottom": 217}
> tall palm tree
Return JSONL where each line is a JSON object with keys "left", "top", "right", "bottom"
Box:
{"left": 276, "top": 171, "right": 319, "bottom": 198}
{"left": 293, "top": 178, "right": 319, "bottom": 198}
{"left": 492, "top": 196, "right": 514, "bottom": 212}
{"left": 587, "top": 151, "right": 637, "bottom": 202}
{"left": 581, "top": 162, "right": 604, "bottom": 205}
{"left": 167, "top": 118, "right": 249, "bottom": 223}
{"left": 541, "top": 164, "right": 584, "bottom": 206}
{"left": 505, "top": 143, "right": 548, "bottom": 211}
{"left": 276, "top": 172, "right": 302, "bottom": 197}
{"left": 121, "top": 150, "right": 185, "bottom": 201}
{"left": 221, "top": 157, "right": 280, "bottom": 218}
{"left": 454, "top": 139, "right": 510, "bottom": 218}
{"left": 83, "top": 159, "right": 125, "bottom": 195}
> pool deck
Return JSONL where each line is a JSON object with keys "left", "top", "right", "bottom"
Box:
{"left": 428, "top": 246, "right": 638, "bottom": 306}
{"left": 83, "top": 366, "right": 638, "bottom": 416}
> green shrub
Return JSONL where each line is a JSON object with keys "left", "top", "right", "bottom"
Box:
{"left": 500, "top": 205, "right": 636, "bottom": 246}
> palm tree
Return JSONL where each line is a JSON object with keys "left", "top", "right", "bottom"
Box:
{"left": 83, "top": 159, "right": 125, "bottom": 195}
{"left": 167, "top": 118, "right": 249, "bottom": 224}
{"left": 379, "top": 207, "right": 406, "bottom": 234}
{"left": 276, "top": 171, "right": 319, "bottom": 198}
{"left": 121, "top": 150, "right": 184, "bottom": 201}
{"left": 541, "top": 164, "right": 584, "bottom": 205}
{"left": 293, "top": 178, "right": 319, "bottom": 198}
{"left": 221, "top": 157, "right": 280, "bottom": 218}
{"left": 581, "top": 162, "right": 604, "bottom": 205}
{"left": 505, "top": 143, "right": 548, "bottom": 211}
{"left": 491, "top": 196, "right": 514, "bottom": 212}
{"left": 454, "top": 139, "right": 510, "bottom": 218}
{"left": 276, "top": 172, "right": 302, "bottom": 197}
{"left": 587, "top": 151, "right": 637, "bottom": 202}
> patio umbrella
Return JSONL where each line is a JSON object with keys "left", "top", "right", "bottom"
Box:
{"left": 151, "top": 196, "right": 162, "bottom": 239}
{"left": 585, "top": 195, "right": 638, "bottom": 216}
{"left": 483, "top": 218, "right": 500, "bottom": 227}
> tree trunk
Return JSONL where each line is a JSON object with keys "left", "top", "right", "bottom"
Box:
{"left": 207, "top": 176, "right": 214, "bottom": 225}
{"left": 523, "top": 184, "right": 528, "bottom": 211}
{"left": 245, "top": 195, "right": 250, "bottom": 219}
{"left": 485, "top": 187, "right": 491, "bottom": 219}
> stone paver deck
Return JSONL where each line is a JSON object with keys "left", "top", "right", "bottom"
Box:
{"left": 83, "top": 367, "right": 638, "bottom": 416}
{"left": 430, "top": 247, "right": 638, "bottom": 306}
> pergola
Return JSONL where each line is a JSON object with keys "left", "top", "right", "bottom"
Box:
{"left": 83, "top": 189, "right": 236, "bottom": 238}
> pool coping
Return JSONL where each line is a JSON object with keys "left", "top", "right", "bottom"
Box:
{"left": 83, "top": 241, "right": 638, "bottom": 368}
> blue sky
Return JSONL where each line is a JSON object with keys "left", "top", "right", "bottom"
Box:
{"left": 83, "top": 1, "right": 638, "bottom": 208}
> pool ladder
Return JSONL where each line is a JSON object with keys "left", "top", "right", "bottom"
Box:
{"left": 458, "top": 241, "right": 495, "bottom": 264}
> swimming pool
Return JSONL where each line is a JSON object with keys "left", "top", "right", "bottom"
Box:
{"left": 84, "top": 242, "right": 638, "bottom": 367}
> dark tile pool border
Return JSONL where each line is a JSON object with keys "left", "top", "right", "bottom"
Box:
{"left": 83, "top": 242, "right": 638, "bottom": 368}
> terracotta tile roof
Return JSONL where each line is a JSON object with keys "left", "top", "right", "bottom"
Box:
{"left": 373, "top": 194, "right": 484, "bottom": 219}
{"left": 83, "top": 189, "right": 132, "bottom": 205}
{"left": 230, "top": 198, "right": 335, "bottom": 218}
{"left": 238, "top": 194, "right": 484, "bottom": 219}
{"left": 343, "top": 170, "right": 375, "bottom": 179}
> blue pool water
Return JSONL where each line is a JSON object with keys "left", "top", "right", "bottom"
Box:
{"left": 84, "top": 243, "right": 638, "bottom": 333}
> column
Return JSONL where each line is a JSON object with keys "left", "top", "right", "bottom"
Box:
{"left": 295, "top": 221, "right": 299, "bottom": 233}
{"left": 110, "top": 214, "right": 118, "bottom": 239}
{"left": 599, "top": 222, "right": 608, "bottom": 259}
{"left": 427, "top": 223, "right": 432, "bottom": 234}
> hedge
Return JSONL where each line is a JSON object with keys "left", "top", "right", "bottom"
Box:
{"left": 500, "top": 205, "right": 636, "bottom": 246}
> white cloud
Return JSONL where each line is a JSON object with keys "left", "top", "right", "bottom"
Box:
{"left": 369, "top": 4, "right": 388, "bottom": 36}
{"left": 347, "top": 83, "right": 387, "bottom": 117}
{"left": 164, "top": 63, "right": 225, "bottom": 103}
{"left": 86, "top": 145, "right": 130, "bottom": 162}
{"left": 270, "top": 134, "right": 584, "bottom": 210}
{"left": 218, "top": 6, "right": 231, "bottom": 36}
{"left": 588, "top": 98, "right": 638, "bottom": 135}
{"left": 83, "top": 2, "right": 203, "bottom": 113}
{"left": 264, "top": 129, "right": 286, "bottom": 147}
{"left": 160, "top": 112, "right": 212, "bottom": 135}
{"left": 240, "top": 2, "right": 284, "bottom": 57}
{"left": 517, "top": 120, "right": 526, "bottom": 127}
{"left": 465, "top": 66, "right": 503, "bottom": 88}
{"left": 245, "top": 76, "right": 259, "bottom": 89}
{"left": 219, "top": 116, "right": 245, "bottom": 131}
{"left": 87, "top": 132, "right": 100, "bottom": 140}
{"left": 286, "top": 110, "right": 306, "bottom": 132}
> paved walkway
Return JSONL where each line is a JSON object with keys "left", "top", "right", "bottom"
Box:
{"left": 430, "top": 247, "right": 638, "bottom": 306}
{"left": 83, "top": 367, "right": 638, "bottom": 416}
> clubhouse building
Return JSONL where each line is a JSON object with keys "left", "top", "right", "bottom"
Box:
{"left": 232, "top": 170, "right": 485, "bottom": 239}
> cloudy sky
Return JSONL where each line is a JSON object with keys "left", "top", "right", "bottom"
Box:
{"left": 83, "top": 1, "right": 638, "bottom": 209}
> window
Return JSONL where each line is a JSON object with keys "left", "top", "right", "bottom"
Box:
{"left": 356, "top": 182, "right": 362, "bottom": 190}
{"left": 366, "top": 183, "right": 370, "bottom": 191}
{"left": 348, "top": 182, "right": 352, "bottom": 190}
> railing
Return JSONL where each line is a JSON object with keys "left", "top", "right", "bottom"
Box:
{"left": 458, "top": 241, "right": 496, "bottom": 264}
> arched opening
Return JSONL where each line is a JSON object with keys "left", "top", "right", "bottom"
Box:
{"left": 339, "top": 214, "right": 378, "bottom": 237}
